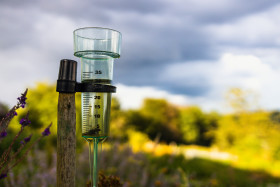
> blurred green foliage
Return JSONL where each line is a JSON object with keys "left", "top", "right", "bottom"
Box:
{"left": 125, "top": 99, "right": 183, "bottom": 143}
{"left": 179, "top": 106, "right": 219, "bottom": 146}
{"left": 4, "top": 83, "right": 280, "bottom": 163}
{"left": 2, "top": 83, "right": 280, "bottom": 186}
{"left": 212, "top": 88, "right": 280, "bottom": 170}
{"left": 125, "top": 99, "right": 220, "bottom": 146}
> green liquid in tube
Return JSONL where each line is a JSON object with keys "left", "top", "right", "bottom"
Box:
{"left": 81, "top": 80, "right": 111, "bottom": 142}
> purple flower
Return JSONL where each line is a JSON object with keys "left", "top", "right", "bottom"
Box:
{"left": 17, "top": 90, "right": 27, "bottom": 108}
{"left": 5, "top": 109, "right": 17, "bottom": 118}
{"left": 42, "top": 126, "right": 51, "bottom": 136}
{"left": 20, "top": 118, "right": 31, "bottom": 127}
{"left": 0, "top": 173, "right": 7, "bottom": 180}
{"left": 0, "top": 131, "right": 7, "bottom": 139}
{"left": 20, "top": 134, "right": 32, "bottom": 144}
{"left": 24, "top": 134, "right": 32, "bottom": 142}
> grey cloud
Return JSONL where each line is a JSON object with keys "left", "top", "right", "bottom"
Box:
{"left": 165, "top": 0, "right": 280, "bottom": 24}
{"left": 0, "top": 6, "right": 39, "bottom": 49}
{"left": 162, "top": 84, "right": 211, "bottom": 97}
{"left": 92, "top": 0, "right": 165, "bottom": 14}
{"left": 1, "top": 0, "right": 280, "bottom": 100}
{"left": 2, "top": 0, "right": 279, "bottom": 24}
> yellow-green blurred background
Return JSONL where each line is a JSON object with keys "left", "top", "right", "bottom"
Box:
{"left": 1, "top": 83, "right": 280, "bottom": 186}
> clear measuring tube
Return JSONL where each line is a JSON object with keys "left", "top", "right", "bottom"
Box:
{"left": 74, "top": 27, "right": 121, "bottom": 141}
{"left": 74, "top": 27, "right": 121, "bottom": 187}
{"left": 81, "top": 90, "right": 111, "bottom": 141}
{"left": 81, "top": 55, "right": 115, "bottom": 141}
{"left": 81, "top": 57, "right": 114, "bottom": 84}
{"left": 80, "top": 56, "right": 114, "bottom": 141}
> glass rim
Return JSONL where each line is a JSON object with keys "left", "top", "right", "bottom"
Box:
{"left": 73, "top": 27, "right": 121, "bottom": 36}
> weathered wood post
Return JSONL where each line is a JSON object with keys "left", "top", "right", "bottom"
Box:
{"left": 56, "top": 59, "right": 77, "bottom": 187}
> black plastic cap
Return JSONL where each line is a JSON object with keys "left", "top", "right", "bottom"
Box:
{"left": 58, "top": 59, "right": 77, "bottom": 81}
{"left": 57, "top": 59, "right": 77, "bottom": 93}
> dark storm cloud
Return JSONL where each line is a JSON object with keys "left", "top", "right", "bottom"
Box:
{"left": 185, "top": 0, "right": 280, "bottom": 23}
{"left": 106, "top": 10, "right": 215, "bottom": 96}
{"left": 1, "top": 0, "right": 164, "bottom": 24}
{"left": 1, "top": 0, "right": 280, "bottom": 99}
{"left": 92, "top": 0, "right": 165, "bottom": 14}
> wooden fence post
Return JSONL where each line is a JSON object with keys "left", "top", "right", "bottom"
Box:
{"left": 57, "top": 93, "right": 76, "bottom": 187}
{"left": 56, "top": 59, "right": 77, "bottom": 187}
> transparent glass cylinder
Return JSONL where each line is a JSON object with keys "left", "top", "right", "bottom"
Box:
{"left": 74, "top": 27, "right": 121, "bottom": 140}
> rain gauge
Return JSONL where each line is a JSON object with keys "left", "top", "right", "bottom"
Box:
{"left": 56, "top": 27, "right": 122, "bottom": 187}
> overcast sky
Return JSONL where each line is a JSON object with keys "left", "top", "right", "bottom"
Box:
{"left": 1, "top": 0, "right": 280, "bottom": 112}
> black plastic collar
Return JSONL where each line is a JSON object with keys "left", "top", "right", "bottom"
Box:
{"left": 75, "top": 83, "right": 116, "bottom": 93}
